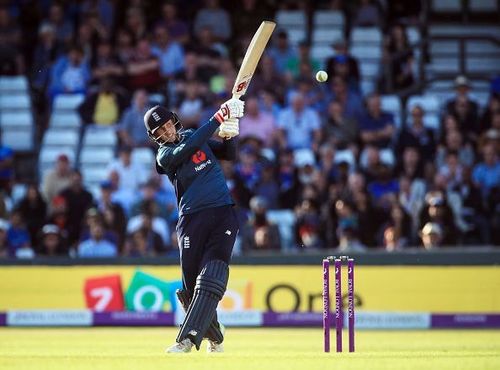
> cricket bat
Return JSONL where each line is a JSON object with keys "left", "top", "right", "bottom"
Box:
{"left": 232, "top": 21, "right": 276, "bottom": 99}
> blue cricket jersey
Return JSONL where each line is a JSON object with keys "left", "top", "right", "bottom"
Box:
{"left": 156, "top": 117, "right": 236, "bottom": 216}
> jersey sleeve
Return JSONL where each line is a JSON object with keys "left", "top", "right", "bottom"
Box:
{"left": 157, "top": 117, "right": 220, "bottom": 171}
{"left": 207, "top": 137, "right": 238, "bottom": 161}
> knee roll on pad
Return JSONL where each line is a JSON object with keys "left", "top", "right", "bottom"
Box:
{"left": 176, "top": 260, "right": 229, "bottom": 349}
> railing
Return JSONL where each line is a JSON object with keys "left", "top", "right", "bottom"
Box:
{"left": 1, "top": 247, "right": 499, "bottom": 266}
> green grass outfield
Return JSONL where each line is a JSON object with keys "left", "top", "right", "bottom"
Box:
{"left": 1, "top": 328, "right": 499, "bottom": 370}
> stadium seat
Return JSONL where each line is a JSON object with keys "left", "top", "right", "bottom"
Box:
{"left": 349, "top": 45, "right": 382, "bottom": 60}
{"left": 39, "top": 147, "right": 76, "bottom": 166}
{"left": 80, "top": 166, "right": 109, "bottom": 186}
{"left": 0, "top": 111, "right": 33, "bottom": 128}
{"left": 266, "top": 209, "right": 296, "bottom": 250}
{"left": 49, "top": 112, "right": 81, "bottom": 129}
{"left": 311, "top": 45, "right": 334, "bottom": 63}
{"left": 350, "top": 27, "right": 382, "bottom": 45}
{"left": 1, "top": 129, "right": 33, "bottom": 151}
{"left": 431, "top": 0, "right": 461, "bottom": 12}
{"left": 313, "top": 10, "right": 345, "bottom": 29}
{"left": 131, "top": 148, "right": 154, "bottom": 171}
{"left": 334, "top": 149, "right": 356, "bottom": 169}
{"left": 406, "top": 94, "right": 441, "bottom": 114}
{"left": 360, "top": 62, "right": 380, "bottom": 79}
{"left": 469, "top": 0, "right": 497, "bottom": 11}
{"left": 381, "top": 95, "right": 402, "bottom": 129}
{"left": 42, "top": 129, "right": 79, "bottom": 147}
{"left": 360, "top": 148, "right": 395, "bottom": 168}
{"left": 406, "top": 27, "right": 421, "bottom": 45}
{"left": 286, "top": 28, "right": 307, "bottom": 45}
{"left": 312, "top": 28, "right": 343, "bottom": 45}
{"left": 275, "top": 10, "right": 307, "bottom": 28}
{"left": 0, "top": 76, "right": 28, "bottom": 93}
{"left": 466, "top": 57, "right": 500, "bottom": 74}
{"left": 52, "top": 94, "right": 85, "bottom": 111}
{"left": 294, "top": 148, "right": 316, "bottom": 167}
{"left": 79, "top": 147, "right": 115, "bottom": 166}
{"left": 0, "top": 93, "right": 31, "bottom": 110}
{"left": 82, "top": 126, "right": 118, "bottom": 147}
{"left": 360, "top": 80, "right": 376, "bottom": 95}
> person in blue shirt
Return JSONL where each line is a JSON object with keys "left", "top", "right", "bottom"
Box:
{"left": 144, "top": 98, "right": 243, "bottom": 353}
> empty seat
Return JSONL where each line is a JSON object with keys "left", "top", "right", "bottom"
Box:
{"left": 294, "top": 148, "right": 316, "bottom": 167}
{"left": 81, "top": 167, "right": 109, "bottom": 186}
{"left": 312, "top": 28, "right": 343, "bottom": 44}
{"left": 52, "top": 94, "right": 85, "bottom": 111}
{"left": 361, "top": 80, "right": 376, "bottom": 95}
{"left": 0, "top": 111, "right": 33, "bottom": 128}
{"left": 426, "top": 58, "right": 460, "bottom": 74}
{"left": 275, "top": 10, "right": 307, "bottom": 27}
{"left": 50, "top": 112, "right": 81, "bottom": 129}
{"left": 381, "top": 95, "right": 402, "bottom": 129}
{"left": 350, "top": 27, "right": 382, "bottom": 44}
{"left": 432, "top": 0, "right": 461, "bottom": 12}
{"left": 469, "top": 0, "right": 497, "bottom": 11}
{"left": 406, "top": 27, "right": 421, "bottom": 45}
{"left": 82, "top": 126, "right": 117, "bottom": 147}
{"left": 0, "top": 76, "right": 28, "bottom": 92}
{"left": 423, "top": 114, "right": 440, "bottom": 130}
{"left": 1, "top": 129, "right": 33, "bottom": 151}
{"left": 466, "top": 57, "right": 500, "bottom": 73}
{"left": 360, "top": 62, "right": 380, "bottom": 78}
{"left": 430, "top": 41, "right": 459, "bottom": 55}
{"left": 311, "top": 45, "right": 334, "bottom": 62}
{"left": 286, "top": 28, "right": 307, "bottom": 45}
{"left": 349, "top": 45, "right": 382, "bottom": 60}
{"left": 43, "top": 129, "right": 79, "bottom": 147}
{"left": 266, "top": 209, "right": 296, "bottom": 250}
{"left": 313, "top": 10, "right": 345, "bottom": 29}
{"left": 131, "top": 148, "right": 154, "bottom": 169}
{"left": 79, "top": 147, "right": 115, "bottom": 166}
{"left": 0, "top": 94, "right": 30, "bottom": 110}
{"left": 334, "top": 149, "right": 356, "bottom": 169}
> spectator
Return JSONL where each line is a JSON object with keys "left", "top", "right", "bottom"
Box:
{"left": 0, "top": 219, "right": 8, "bottom": 258}
{"left": 324, "top": 100, "right": 359, "bottom": 151}
{"left": 419, "top": 192, "right": 458, "bottom": 246}
{"left": 232, "top": 0, "right": 268, "bottom": 40}
{"left": 130, "top": 180, "right": 169, "bottom": 220}
{"left": 326, "top": 40, "right": 360, "bottom": 92}
{"left": 42, "top": 154, "right": 72, "bottom": 204}
{"left": 367, "top": 163, "right": 399, "bottom": 209}
{"left": 155, "top": 2, "right": 189, "bottom": 44}
{"left": 59, "top": 170, "right": 94, "bottom": 246}
{"left": 118, "top": 89, "right": 151, "bottom": 147}
{"left": 96, "top": 181, "right": 127, "bottom": 250}
{"left": 127, "top": 38, "right": 161, "bottom": 92}
{"left": 351, "top": 190, "right": 385, "bottom": 247}
{"left": 46, "top": 195, "right": 70, "bottom": 241}
{"left": 152, "top": 24, "right": 185, "bottom": 78}
{"left": 337, "top": 217, "right": 366, "bottom": 252}
{"left": 395, "top": 146, "right": 424, "bottom": 180}
{"left": 115, "top": 28, "right": 135, "bottom": 65}
{"left": 40, "top": 3, "right": 73, "bottom": 45}
{"left": 48, "top": 45, "right": 91, "bottom": 100}
{"left": 241, "top": 196, "right": 281, "bottom": 252}
{"left": 472, "top": 143, "right": 500, "bottom": 199}
{"left": 419, "top": 222, "right": 443, "bottom": 250}
{"left": 380, "top": 203, "right": 413, "bottom": 247}
{"left": 285, "top": 40, "right": 320, "bottom": 79}
{"left": 123, "top": 228, "right": 163, "bottom": 257}
{"left": 77, "top": 78, "right": 128, "bottom": 125}
{"left": 439, "top": 151, "right": 464, "bottom": 191}
{"left": 268, "top": 30, "right": 296, "bottom": 73}
{"left": 107, "top": 146, "right": 148, "bottom": 193}
{"left": 16, "top": 184, "right": 47, "bottom": 246}
{"left": 277, "top": 92, "right": 321, "bottom": 150}
{"left": 436, "top": 129, "right": 475, "bottom": 169}
{"left": 254, "top": 162, "right": 280, "bottom": 209}
{"left": 239, "top": 96, "right": 278, "bottom": 146}
{"left": 90, "top": 40, "right": 125, "bottom": 87}
{"left": 479, "top": 94, "right": 500, "bottom": 132}
{"left": 79, "top": 0, "right": 115, "bottom": 31}
{"left": 295, "top": 198, "right": 324, "bottom": 249}
{"left": 277, "top": 148, "right": 300, "bottom": 209}
{"left": 250, "top": 55, "right": 287, "bottom": 101}
{"left": 383, "top": 225, "right": 404, "bottom": 251}
{"left": 6, "top": 209, "right": 33, "bottom": 258}
{"left": 0, "top": 144, "right": 14, "bottom": 193}
{"left": 193, "top": 0, "right": 232, "bottom": 41}
{"left": 78, "top": 222, "right": 117, "bottom": 257}
{"left": 0, "top": 6, "right": 23, "bottom": 75}
{"left": 234, "top": 145, "right": 262, "bottom": 208}
{"left": 125, "top": 7, "right": 146, "bottom": 40}
{"left": 31, "top": 24, "right": 62, "bottom": 95}
{"left": 445, "top": 75, "right": 480, "bottom": 143}
{"left": 126, "top": 205, "right": 168, "bottom": 249}
{"left": 37, "top": 224, "right": 68, "bottom": 256}
{"left": 176, "top": 81, "right": 204, "bottom": 129}
{"left": 383, "top": 23, "right": 414, "bottom": 91}
{"left": 397, "top": 105, "right": 436, "bottom": 163}
{"left": 327, "top": 76, "right": 364, "bottom": 121}
{"left": 361, "top": 146, "right": 383, "bottom": 183}
{"left": 398, "top": 175, "right": 426, "bottom": 233}
{"left": 353, "top": 0, "right": 382, "bottom": 27}
{"left": 318, "top": 144, "right": 339, "bottom": 185}
{"left": 359, "top": 93, "right": 396, "bottom": 149}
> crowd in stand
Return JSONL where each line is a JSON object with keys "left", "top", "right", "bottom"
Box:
{"left": 0, "top": 0, "right": 498, "bottom": 259}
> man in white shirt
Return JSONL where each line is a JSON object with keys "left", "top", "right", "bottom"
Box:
{"left": 277, "top": 92, "right": 321, "bottom": 150}
{"left": 106, "top": 146, "right": 147, "bottom": 193}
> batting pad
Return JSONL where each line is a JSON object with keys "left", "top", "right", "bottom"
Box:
{"left": 176, "top": 289, "right": 224, "bottom": 344}
{"left": 176, "top": 260, "right": 229, "bottom": 349}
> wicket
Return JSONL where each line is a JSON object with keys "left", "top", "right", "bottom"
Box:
{"left": 322, "top": 256, "right": 355, "bottom": 353}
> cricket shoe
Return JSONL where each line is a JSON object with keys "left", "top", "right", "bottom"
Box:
{"left": 165, "top": 338, "right": 194, "bottom": 353}
{"left": 207, "top": 323, "right": 225, "bottom": 353}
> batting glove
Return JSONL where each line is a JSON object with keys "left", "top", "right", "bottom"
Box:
{"left": 214, "top": 98, "right": 245, "bottom": 123}
{"left": 218, "top": 118, "right": 239, "bottom": 139}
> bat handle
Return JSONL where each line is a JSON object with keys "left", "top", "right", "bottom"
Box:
{"left": 232, "top": 94, "right": 242, "bottom": 100}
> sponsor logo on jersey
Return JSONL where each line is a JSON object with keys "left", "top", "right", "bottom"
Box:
{"left": 191, "top": 150, "right": 207, "bottom": 164}
{"left": 194, "top": 159, "right": 212, "bottom": 172}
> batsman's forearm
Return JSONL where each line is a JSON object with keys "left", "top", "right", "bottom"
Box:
{"left": 221, "top": 137, "right": 238, "bottom": 160}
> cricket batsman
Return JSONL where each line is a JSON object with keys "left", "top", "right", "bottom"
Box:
{"left": 144, "top": 98, "right": 244, "bottom": 353}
